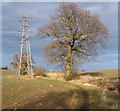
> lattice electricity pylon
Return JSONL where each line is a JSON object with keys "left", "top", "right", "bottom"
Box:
{"left": 18, "top": 13, "right": 33, "bottom": 78}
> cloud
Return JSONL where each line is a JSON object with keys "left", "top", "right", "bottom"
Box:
{"left": 102, "top": 53, "right": 118, "bottom": 57}
{"left": 94, "top": 60, "right": 118, "bottom": 65}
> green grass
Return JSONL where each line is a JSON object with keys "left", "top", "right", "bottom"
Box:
{"left": 2, "top": 70, "right": 118, "bottom": 109}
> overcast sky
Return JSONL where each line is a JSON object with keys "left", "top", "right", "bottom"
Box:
{"left": 2, "top": 2, "right": 118, "bottom": 71}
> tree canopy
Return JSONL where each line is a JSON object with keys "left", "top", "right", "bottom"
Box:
{"left": 10, "top": 53, "right": 35, "bottom": 75}
{"left": 37, "top": 3, "right": 109, "bottom": 80}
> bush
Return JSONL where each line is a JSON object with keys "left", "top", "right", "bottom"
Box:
{"left": 64, "top": 72, "right": 77, "bottom": 81}
{"left": 1, "top": 66, "right": 8, "bottom": 70}
{"left": 81, "top": 69, "right": 85, "bottom": 72}
{"left": 34, "top": 66, "right": 47, "bottom": 77}
{"left": 64, "top": 74, "right": 74, "bottom": 81}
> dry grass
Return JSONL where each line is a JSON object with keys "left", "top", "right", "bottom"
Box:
{"left": 2, "top": 69, "right": 119, "bottom": 109}
{"left": 78, "top": 69, "right": 119, "bottom": 78}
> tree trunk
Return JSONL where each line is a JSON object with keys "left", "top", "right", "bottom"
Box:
{"left": 65, "top": 46, "right": 72, "bottom": 80}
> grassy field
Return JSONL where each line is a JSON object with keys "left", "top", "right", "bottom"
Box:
{"left": 2, "top": 69, "right": 119, "bottom": 109}
{"left": 78, "top": 69, "right": 118, "bottom": 78}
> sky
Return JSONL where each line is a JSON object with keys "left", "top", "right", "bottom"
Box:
{"left": 2, "top": 2, "right": 118, "bottom": 71}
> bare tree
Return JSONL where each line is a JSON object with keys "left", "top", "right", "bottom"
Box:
{"left": 10, "top": 53, "right": 35, "bottom": 75}
{"left": 37, "top": 3, "right": 109, "bottom": 80}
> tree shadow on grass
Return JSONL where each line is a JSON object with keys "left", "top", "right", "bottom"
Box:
{"left": 79, "top": 72, "right": 103, "bottom": 77}
{"left": 22, "top": 88, "right": 89, "bottom": 109}
{"left": 22, "top": 91, "right": 72, "bottom": 109}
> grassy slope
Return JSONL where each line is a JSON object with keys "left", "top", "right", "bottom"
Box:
{"left": 46, "top": 69, "right": 118, "bottom": 78}
{"left": 2, "top": 70, "right": 85, "bottom": 109}
{"left": 2, "top": 69, "right": 118, "bottom": 109}
{"left": 78, "top": 69, "right": 119, "bottom": 78}
{"left": 2, "top": 69, "right": 118, "bottom": 78}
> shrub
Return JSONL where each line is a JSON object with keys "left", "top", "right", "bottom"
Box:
{"left": 33, "top": 66, "right": 47, "bottom": 77}
{"left": 64, "top": 73, "right": 74, "bottom": 81}
{"left": 1, "top": 66, "right": 8, "bottom": 70}
{"left": 64, "top": 71, "right": 78, "bottom": 81}
{"left": 81, "top": 69, "right": 85, "bottom": 72}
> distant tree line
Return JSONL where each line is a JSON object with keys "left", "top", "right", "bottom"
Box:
{"left": 1, "top": 66, "right": 8, "bottom": 70}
